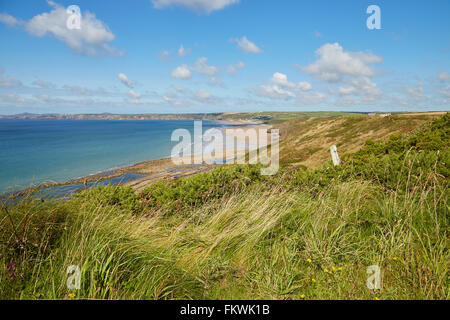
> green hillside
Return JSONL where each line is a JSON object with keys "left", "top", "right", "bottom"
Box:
{"left": 1, "top": 113, "right": 448, "bottom": 300}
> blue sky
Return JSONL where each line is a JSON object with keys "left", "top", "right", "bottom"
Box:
{"left": 0, "top": 0, "right": 449, "bottom": 114}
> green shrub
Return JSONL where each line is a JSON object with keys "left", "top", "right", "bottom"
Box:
{"left": 75, "top": 185, "right": 143, "bottom": 214}
{"left": 140, "top": 165, "right": 266, "bottom": 215}
{"left": 294, "top": 113, "right": 449, "bottom": 193}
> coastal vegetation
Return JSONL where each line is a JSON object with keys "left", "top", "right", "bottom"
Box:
{"left": 1, "top": 113, "right": 448, "bottom": 300}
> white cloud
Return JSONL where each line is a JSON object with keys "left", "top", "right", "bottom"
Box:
{"left": 171, "top": 84, "right": 185, "bottom": 93}
{"left": 0, "top": 77, "right": 21, "bottom": 87}
{"left": 0, "top": 13, "right": 23, "bottom": 27}
{"left": 208, "top": 77, "right": 225, "bottom": 87}
{"left": 170, "top": 57, "right": 219, "bottom": 83}
{"left": 127, "top": 89, "right": 142, "bottom": 104}
{"left": 0, "top": 93, "right": 28, "bottom": 104}
{"left": 302, "top": 43, "right": 382, "bottom": 82}
{"left": 178, "top": 44, "right": 191, "bottom": 57}
{"left": 152, "top": 0, "right": 239, "bottom": 14}
{"left": 0, "top": 71, "right": 22, "bottom": 87}
{"left": 231, "top": 36, "right": 262, "bottom": 54}
{"left": 251, "top": 72, "right": 316, "bottom": 102}
{"left": 0, "top": 1, "right": 120, "bottom": 56}
{"left": 434, "top": 73, "right": 450, "bottom": 105}
{"left": 32, "top": 79, "right": 55, "bottom": 88}
{"left": 390, "top": 82, "right": 429, "bottom": 108}
{"left": 253, "top": 85, "right": 296, "bottom": 100}
{"left": 163, "top": 88, "right": 217, "bottom": 105}
{"left": 163, "top": 94, "right": 181, "bottom": 106}
{"left": 191, "top": 57, "right": 218, "bottom": 77}
{"left": 295, "top": 91, "right": 327, "bottom": 105}
{"left": 297, "top": 81, "right": 312, "bottom": 91}
{"left": 128, "top": 89, "right": 141, "bottom": 99}
{"left": 64, "top": 85, "right": 109, "bottom": 96}
{"left": 343, "top": 77, "right": 380, "bottom": 97}
{"left": 270, "top": 72, "right": 312, "bottom": 91}
{"left": 271, "top": 72, "right": 295, "bottom": 89}
{"left": 403, "top": 83, "right": 427, "bottom": 102}
{"left": 171, "top": 64, "right": 192, "bottom": 79}
{"left": 34, "top": 94, "right": 51, "bottom": 102}
{"left": 353, "top": 77, "right": 381, "bottom": 99}
{"left": 438, "top": 72, "right": 450, "bottom": 82}
{"left": 158, "top": 50, "right": 171, "bottom": 62}
{"left": 226, "top": 61, "right": 245, "bottom": 74}
{"left": 438, "top": 85, "right": 450, "bottom": 104}
{"left": 118, "top": 73, "right": 135, "bottom": 88}
{"left": 194, "top": 89, "right": 213, "bottom": 101}
{"left": 314, "top": 30, "right": 323, "bottom": 38}
{"left": 298, "top": 43, "right": 383, "bottom": 105}
{"left": 335, "top": 77, "right": 382, "bottom": 105}
{"left": 10, "top": 94, "right": 26, "bottom": 103}
{"left": 338, "top": 86, "right": 357, "bottom": 95}
{"left": 190, "top": 57, "right": 223, "bottom": 85}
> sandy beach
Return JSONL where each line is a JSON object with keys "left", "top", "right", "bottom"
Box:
{"left": 122, "top": 121, "right": 273, "bottom": 192}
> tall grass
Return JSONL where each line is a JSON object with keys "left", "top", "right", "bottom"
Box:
{"left": 1, "top": 170, "right": 447, "bottom": 299}
{"left": 0, "top": 114, "right": 448, "bottom": 300}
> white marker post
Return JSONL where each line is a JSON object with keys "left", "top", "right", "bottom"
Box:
{"left": 330, "top": 145, "right": 341, "bottom": 166}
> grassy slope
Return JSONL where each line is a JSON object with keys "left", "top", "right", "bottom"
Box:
{"left": 0, "top": 113, "right": 448, "bottom": 300}
{"left": 277, "top": 113, "right": 442, "bottom": 168}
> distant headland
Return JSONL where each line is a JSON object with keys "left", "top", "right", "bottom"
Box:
{"left": 0, "top": 111, "right": 371, "bottom": 122}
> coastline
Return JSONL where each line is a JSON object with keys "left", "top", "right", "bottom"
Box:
{"left": 94, "top": 119, "right": 271, "bottom": 193}
{"left": 1, "top": 119, "right": 270, "bottom": 199}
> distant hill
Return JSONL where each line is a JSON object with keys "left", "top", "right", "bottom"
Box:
{"left": 0, "top": 111, "right": 357, "bottom": 122}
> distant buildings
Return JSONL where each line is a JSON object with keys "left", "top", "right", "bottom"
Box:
{"left": 368, "top": 113, "right": 391, "bottom": 118}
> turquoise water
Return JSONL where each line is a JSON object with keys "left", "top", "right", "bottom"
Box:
{"left": 0, "top": 119, "right": 224, "bottom": 193}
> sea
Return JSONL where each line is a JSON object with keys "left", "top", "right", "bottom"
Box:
{"left": 0, "top": 119, "right": 226, "bottom": 194}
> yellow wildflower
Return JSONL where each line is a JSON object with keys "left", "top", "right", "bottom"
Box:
{"left": 306, "top": 258, "right": 312, "bottom": 263}
{"left": 312, "top": 278, "right": 316, "bottom": 283}
{"left": 68, "top": 293, "right": 76, "bottom": 299}
{"left": 300, "top": 294, "right": 305, "bottom": 299}
{"left": 324, "top": 268, "right": 329, "bottom": 273}
{"left": 374, "top": 297, "right": 380, "bottom": 300}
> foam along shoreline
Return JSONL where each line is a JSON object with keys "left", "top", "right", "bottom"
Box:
{"left": 2, "top": 121, "right": 271, "bottom": 200}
